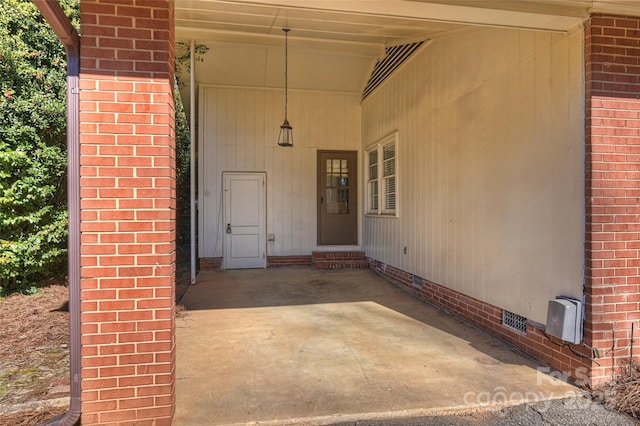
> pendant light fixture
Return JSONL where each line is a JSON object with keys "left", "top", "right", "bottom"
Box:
{"left": 277, "top": 28, "right": 293, "bottom": 147}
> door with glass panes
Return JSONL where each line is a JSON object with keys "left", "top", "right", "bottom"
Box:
{"left": 317, "top": 151, "right": 357, "bottom": 245}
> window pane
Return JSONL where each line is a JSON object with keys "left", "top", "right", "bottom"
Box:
{"left": 369, "top": 150, "right": 378, "bottom": 165}
{"left": 384, "top": 176, "right": 396, "bottom": 211}
{"left": 326, "top": 188, "right": 348, "bottom": 214}
{"left": 383, "top": 142, "right": 395, "bottom": 160}
{"left": 369, "top": 181, "right": 378, "bottom": 211}
{"left": 368, "top": 139, "right": 396, "bottom": 215}
{"left": 326, "top": 189, "right": 338, "bottom": 214}
{"left": 369, "top": 164, "right": 377, "bottom": 180}
{"left": 385, "top": 192, "right": 396, "bottom": 210}
{"left": 367, "top": 148, "right": 379, "bottom": 213}
{"left": 332, "top": 159, "right": 341, "bottom": 173}
{"left": 339, "top": 189, "right": 349, "bottom": 203}
{"left": 385, "top": 176, "right": 395, "bottom": 194}
{"left": 383, "top": 158, "right": 395, "bottom": 177}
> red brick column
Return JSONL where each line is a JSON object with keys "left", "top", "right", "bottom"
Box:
{"left": 79, "top": 1, "right": 176, "bottom": 423}
{"left": 585, "top": 14, "right": 640, "bottom": 387}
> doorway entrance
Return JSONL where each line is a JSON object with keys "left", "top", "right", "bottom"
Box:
{"left": 317, "top": 151, "right": 358, "bottom": 245}
{"left": 223, "top": 172, "right": 267, "bottom": 269}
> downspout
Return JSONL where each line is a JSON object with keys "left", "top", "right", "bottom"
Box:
{"left": 32, "top": 1, "right": 81, "bottom": 425}
{"left": 190, "top": 40, "right": 197, "bottom": 284}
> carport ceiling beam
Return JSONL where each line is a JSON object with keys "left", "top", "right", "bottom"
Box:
{"left": 244, "top": 0, "right": 586, "bottom": 32}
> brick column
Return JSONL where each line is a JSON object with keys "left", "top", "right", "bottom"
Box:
{"left": 585, "top": 14, "right": 640, "bottom": 387}
{"left": 79, "top": 1, "right": 176, "bottom": 424}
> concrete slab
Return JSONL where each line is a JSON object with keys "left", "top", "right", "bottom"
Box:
{"left": 175, "top": 267, "right": 580, "bottom": 425}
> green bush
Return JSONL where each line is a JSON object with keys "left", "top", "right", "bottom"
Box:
{"left": 0, "top": 0, "right": 78, "bottom": 295}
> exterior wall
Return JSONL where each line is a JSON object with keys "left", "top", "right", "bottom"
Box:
{"left": 199, "top": 85, "right": 361, "bottom": 260}
{"left": 585, "top": 14, "right": 640, "bottom": 386}
{"left": 79, "top": 1, "right": 176, "bottom": 424}
{"left": 362, "top": 27, "right": 585, "bottom": 325}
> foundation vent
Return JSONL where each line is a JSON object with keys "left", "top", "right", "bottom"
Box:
{"left": 412, "top": 274, "right": 423, "bottom": 288}
{"left": 362, "top": 41, "right": 425, "bottom": 101}
{"left": 502, "top": 310, "right": 527, "bottom": 334}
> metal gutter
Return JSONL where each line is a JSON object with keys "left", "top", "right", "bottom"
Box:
{"left": 31, "top": 1, "right": 81, "bottom": 425}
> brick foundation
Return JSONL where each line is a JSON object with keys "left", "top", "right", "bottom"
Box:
{"left": 199, "top": 254, "right": 374, "bottom": 269}
{"left": 267, "top": 256, "right": 312, "bottom": 267}
{"left": 199, "top": 257, "right": 222, "bottom": 269}
{"left": 79, "top": 0, "right": 176, "bottom": 424}
{"left": 199, "top": 256, "right": 312, "bottom": 268}
{"left": 584, "top": 14, "right": 640, "bottom": 387}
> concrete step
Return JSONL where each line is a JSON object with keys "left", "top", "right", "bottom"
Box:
{"left": 312, "top": 259, "right": 370, "bottom": 270}
{"left": 312, "top": 251, "right": 365, "bottom": 260}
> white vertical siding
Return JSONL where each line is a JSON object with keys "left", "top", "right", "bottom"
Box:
{"left": 199, "top": 86, "right": 361, "bottom": 258}
{"left": 362, "top": 27, "right": 584, "bottom": 323}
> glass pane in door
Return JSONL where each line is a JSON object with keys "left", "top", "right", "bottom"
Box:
{"left": 325, "top": 157, "right": 350, "bottom": 214}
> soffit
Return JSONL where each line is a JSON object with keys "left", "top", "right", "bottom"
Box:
{"left": 176, "top": 0, "right": 590, "bottom": 48}
{"left": 176, "top": 0, "right": 640, "bottom": 46}
{"left": 174, "top": 1, "right": 640, "bottom": 95}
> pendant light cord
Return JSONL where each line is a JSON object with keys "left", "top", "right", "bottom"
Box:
{"left": 277, "top": 28, "right": 293, "bottom": 146}
{"left": 284, "top": 28, "right": 289, "bottom": 120}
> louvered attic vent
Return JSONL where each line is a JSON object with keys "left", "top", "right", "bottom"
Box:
{"left": 362, "top": 41, "right": 425, "bottom": 101}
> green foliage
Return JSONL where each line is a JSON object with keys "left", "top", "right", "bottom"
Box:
{"left": 175, "top": 42, "right": 209, "bottom": 88}
{"left": 175, "top": 88, "right": 191, "bottom": 248}
{"left": 0, "top": 0, "right": 78, "bottom": 295}
{"left": 174, "top": 44, "right": 205, "bottom": 256}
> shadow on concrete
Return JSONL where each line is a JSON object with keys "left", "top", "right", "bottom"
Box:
{"left": 182, "top": 267, "right": 527, "bottom": 366}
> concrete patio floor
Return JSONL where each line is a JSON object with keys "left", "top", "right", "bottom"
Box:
{"left": 175, "top": 267, "right": 580, "bottom": 425}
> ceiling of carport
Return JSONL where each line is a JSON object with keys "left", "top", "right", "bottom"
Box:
{"left": 174, "top": 0, "right": 640, "bottom": 98}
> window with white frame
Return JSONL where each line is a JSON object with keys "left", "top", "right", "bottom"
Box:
{"left": 366, "top": 133, "right": 397, "bottom": 216}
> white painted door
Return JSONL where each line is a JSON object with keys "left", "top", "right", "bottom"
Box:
{"left": 223, "top": 172, "right": 267, "bottom": 269}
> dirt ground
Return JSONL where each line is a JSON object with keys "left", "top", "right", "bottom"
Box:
{"left": 0, "top": 276, "right": 190, "bottom": 425}
{"left": 0, "top": 284, "right": 70, "bottom": 425}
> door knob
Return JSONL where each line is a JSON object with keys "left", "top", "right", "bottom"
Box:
{"left": 226, "top": 223, "right": 232, "bottom": 234}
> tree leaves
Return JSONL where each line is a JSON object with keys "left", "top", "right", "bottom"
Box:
{"left": 0, "top": 0, "right": 77, "bottom": 294}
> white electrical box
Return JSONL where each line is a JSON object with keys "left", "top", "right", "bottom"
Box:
{"left": 546, "top": 297, "right": 583, "bottom": 344}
